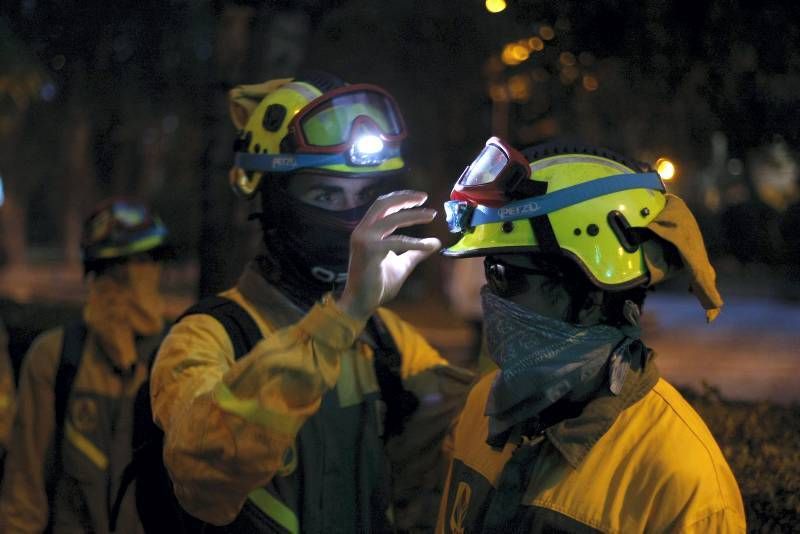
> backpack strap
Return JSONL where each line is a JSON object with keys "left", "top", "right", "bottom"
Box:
{"left": 50, "top": 321, "right": 87, "bottom": 531}
{"left": 367, "top": 314, "right": 419, "bottom": 441}
{"left": 178, "top": 295, "right": 263, "bottom": 360}
{"left": 111, "top": 297, "right": 263, "bottom": 532}
{"left": 54, "top": 322, "right": 88, "bottom": 433}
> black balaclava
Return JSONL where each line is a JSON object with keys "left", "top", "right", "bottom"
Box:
{"left": 256, "top": 173, "right": 403, "bottom": 309}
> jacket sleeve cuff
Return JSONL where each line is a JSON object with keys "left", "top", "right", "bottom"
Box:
{"left": 296, "top": 293, "right": 367, "bottom": 349}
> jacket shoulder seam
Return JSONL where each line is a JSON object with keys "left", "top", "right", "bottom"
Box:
{"left": 649, "top": 382, "right": 729, "bottom": 506}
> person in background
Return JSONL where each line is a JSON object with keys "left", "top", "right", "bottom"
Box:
{"left": 437, "top": 139, "right": 745, "bottom": 533}
{"left": 0, "top": 198, "right": 169, "bottom": 533}
{"left": 150, "top": 72, "right": 473, "bottom": 532}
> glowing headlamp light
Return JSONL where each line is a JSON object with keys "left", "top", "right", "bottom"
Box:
{"left": 349, "top": 134, "right": 386, "bottom": 166}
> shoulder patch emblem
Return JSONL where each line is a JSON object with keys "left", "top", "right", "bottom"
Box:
{"left": 71, "top": 397, "right": 99, "bottom": 434}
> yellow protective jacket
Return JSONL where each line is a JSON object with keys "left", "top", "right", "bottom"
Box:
{"left": 0, "top": 320, "right": 14, "bottom": 459}
{"left": 151, "top": 263, "right": 474, "bottom": 532}
{"left": 0, "top": 324, "right": 162, "bottom": 534}
{"left": 437, "top": 355, "right": 746, "bottom": 533}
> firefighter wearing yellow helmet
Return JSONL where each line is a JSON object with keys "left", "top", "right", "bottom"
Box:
{"left": 0, "top": 198, "right": 168, "bottom": 533}
{"left": 150, "top": 72, "right": 472, "bottom": 532}
{"left": 436, "top": 139, "right": 745, "bottom": 533}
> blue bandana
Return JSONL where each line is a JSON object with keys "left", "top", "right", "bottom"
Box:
{"left": 481, "top": 287, "right": 641, "bottom": 446}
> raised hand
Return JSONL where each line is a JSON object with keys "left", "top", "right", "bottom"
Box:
{"left": 336, "top": 190, "right": 441, "bottom": 321}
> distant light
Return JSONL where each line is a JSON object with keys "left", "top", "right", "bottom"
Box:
{"left": 501, "top": 44, "right": 520, "bottom": 66}
{"left": 0, "top": 176, "right": 5, "bottom": 207}
{"left": 539, "top": 25, "right": 555, "bottom": 40}
{"left": 511, "top": 44, "right": 529, "bottom": 62}
{"left": 508, "top": 75, "right": 530, "bottom": 102}
{"left": 527, "top": 36, "right": 544, "bottom": 52}
{"left": 485, "top": 0, "right": 507, "bottom": 13}
{"left": 582, "top": 75, "right": 599, "bottom": 92}
{"left": 355, "top": 135, "right": 383, "bottom": 155}
{"left": 559, "top": 66, "right": 579, "bottom": 85}
{"left": 40, "top": 82, "right": 57, "bottom": 101}
{"left": 559, "top": 52, "right": 576, "bottom": 66}
{"left": 489, "top": 84, "right": 509, "bottom": 102}
{"left": 656, "top": 158, "right": 676, "bottom": 180}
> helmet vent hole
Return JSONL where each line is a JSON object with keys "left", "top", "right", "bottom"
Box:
{"left": 587, "top": 224, "right": 600, "bottom": 236}
{"left": 640, "top": 207, "right": 650, "bottom": 217}
{"left": 573, "top": 228, "right": 582, "bottom": 236}
{"left": 263, "top": 104, "right": 287, "bottom": 132}
{"left": 608, "top": 211, "right": 640, "bottom": 253}
{"left": 502, "top": 221, "right": 514, "bottom": 233}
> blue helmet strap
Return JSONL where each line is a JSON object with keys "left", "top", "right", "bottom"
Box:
{"left": 469, "top": 172, "right": 665, "bottom": 227}
{"left": 234, "top": 146, "right": 402, "bottom": 173}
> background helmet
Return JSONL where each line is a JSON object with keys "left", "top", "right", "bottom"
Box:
{"left": 81, "top": 197, "right": 168, "bottom": 273}
{"left": 443, "top": 143, "right": 667, "bottom": 290}
{"left": 229, "top": 72, "right": 407, "bottom": 198}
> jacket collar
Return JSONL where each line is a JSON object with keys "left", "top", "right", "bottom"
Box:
{"left": 543, "top": 349, "right": 660, "bottom": 469}
{"left": 236, "top": 261, "right": 307, "bottom": 329}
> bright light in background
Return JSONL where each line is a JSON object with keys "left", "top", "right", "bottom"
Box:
{"left": 354, "top": 135, "right": 383, "bottom": 154}
{"left": 485, "top": 0, "right": 507, "bottom": 13}
{"left": 501, "top": 44, "right": 521, "bottom": 65}
{"left": 0, "top": 176, "right": 5, "bottom": 206}
{"left": 656, "top": 158, "right": 676, "bottom": 180}
{"left": 511, "top": 44, "right": 529, "bottom": 62}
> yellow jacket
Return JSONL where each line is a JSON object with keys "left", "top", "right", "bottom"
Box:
{"left": 0, "top": 322, "right": 162, "bottom": 534}
{"left": 437, "top": 357, "right": 745, "bottom": 533}
{"left": 151, "top": 264, "right": 474, "bottom": 531}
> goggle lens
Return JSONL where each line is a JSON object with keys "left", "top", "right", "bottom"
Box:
{"left": 299, "top": 90, "right": 403, "bottom": 147}
{"left": 458, "top": 144, "right": 510, "bottom": 186}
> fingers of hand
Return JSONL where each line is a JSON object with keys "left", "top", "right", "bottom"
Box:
{"left": 361, "top": 190, "right": 429, "bottom": 225}
{"left": 372, "top": 207, "right": 437, "bottom": 238}
{"left": 378, "top": 235, "right": 441, "bottom": 254}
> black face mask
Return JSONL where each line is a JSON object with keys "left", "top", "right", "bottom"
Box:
{"left": 280, "top": 194, "right": 368, "bottom": 283}
{"left": 257, "top": 172, "right": 405, "bottom": 307}
{"left": 256, "top": 189, "right": 370, "bottom": 307}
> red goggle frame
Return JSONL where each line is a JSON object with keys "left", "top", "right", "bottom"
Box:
{"left": 450, "top": 136, "right": 531, "bottom": 208}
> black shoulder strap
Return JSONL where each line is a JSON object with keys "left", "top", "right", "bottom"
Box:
{"left": 367, "top": 314, "right": 419, "bottom": 441}
{"left": 111, "top": 297, "right": 262, "bottom": 532}
{"left": 51, "top": 321, "right": 87, "bottom": 531}
{"left": 177, "top": 295, "right": 263, "bottom": 360}
{"left": 54, "top": 321, "right": 88, "bottom": 439}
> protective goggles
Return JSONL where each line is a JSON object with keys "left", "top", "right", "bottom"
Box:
{"left": 444, "top": 137, "right": 666, "bottom": 233}
{"left": 291, "top": 83, "right": 406, "bottom": 152}
{"left": 234, "top": 84, "right": 407, "bottom": 173}
{"left": 450, "top": 136, "right": 532, "bottom": 207}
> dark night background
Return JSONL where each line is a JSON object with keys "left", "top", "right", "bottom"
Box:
{"left": 1, "top": 0, "right": 799, "bottom": 529}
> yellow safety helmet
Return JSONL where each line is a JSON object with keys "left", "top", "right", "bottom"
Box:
{"left": 81, "top": 197, "right": 168, "bottom": 273}
{"left": 443, "top": 141, "right": 668, "bottom": 290}
{"left": 228, "top": 73, "right": 407, "bottom": 198}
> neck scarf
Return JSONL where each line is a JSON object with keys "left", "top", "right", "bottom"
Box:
{"left": 83, "top": 263, "right": 164, "bottom": 372}
{"left": 481, "top": 286, "right": 641, "bottom": 447}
